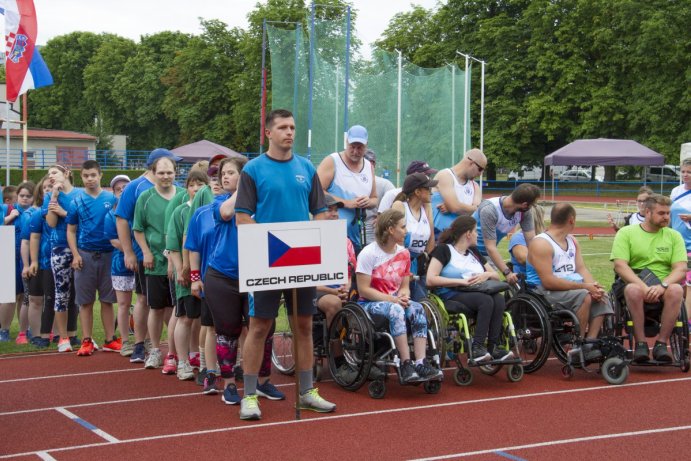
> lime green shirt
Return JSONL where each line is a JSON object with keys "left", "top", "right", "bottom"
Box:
{"left": 184, "top": 184, "right": 215, "bottom": 235}
{"left": 166, "top": 201, "right": 191, "bottom": 299}
{"left": 132, "top": 186, "right": 184, "bottom": 275}
{"left": 610, "top": 224, "right": 687, "bottom": 280}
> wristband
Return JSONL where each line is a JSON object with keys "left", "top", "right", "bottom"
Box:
{"left": 190, "top": 270, "right": 201, "bottom": 282}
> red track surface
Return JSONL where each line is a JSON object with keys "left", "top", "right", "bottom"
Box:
{"left": 1, "top": 349, "right": 690, "bottom": 460}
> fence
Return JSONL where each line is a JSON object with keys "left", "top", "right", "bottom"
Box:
{"left": 484, "top": 179, "right": 680, "bottom": 198}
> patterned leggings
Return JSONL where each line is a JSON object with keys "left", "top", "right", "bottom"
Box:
{"left": 51, "top": 247, "right": 74, "bottom": 313}
{"left": 359, "top": 299, "right": 428, "bottom": 338}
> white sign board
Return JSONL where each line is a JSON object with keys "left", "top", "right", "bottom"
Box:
{"left": 238, "top": 219, "right": 348, "bottom": 292}
{"left": 0, "top": 227, "right": 16, "bottom": 302}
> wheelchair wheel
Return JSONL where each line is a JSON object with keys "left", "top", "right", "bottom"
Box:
{"left": 601, "top": 356, "right": 629, "bottom": 385}
{"left": 561, "top": 364, "right": 574, "bottom": 379}
{"left": 508, "top": 294, "right": 552, "bottom": 373}
{"left": 271, "top": 302, "right": 294, "bottom": 375}
{"left": 453, "top": 367, "right": 473, "bottom": 386}
{"left": 421, "top": 297, "right": 446, "bottom": 368}
{"left": 670, "top": 307, "right": 690, "bottom": 372}
{"left": 506, "top": 364, "right": 524, "bottom": 383}
{"left": 423, "top": 379, "right": 442, "bottom": 394}
{"left": 327, "top": 303, "right": 374, "bottom": 391}
{"left": 368, "top": 379, "right": 386, "bottom": 399}
{"left": 313, "top": 359, "right": 323, "bottom": 382}
{"left": 551, "top": 309, "right": 580, "bottom": 365}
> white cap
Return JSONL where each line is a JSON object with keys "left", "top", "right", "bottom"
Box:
{"left": 110, "top": 174, "right": 131, "bottom": 189}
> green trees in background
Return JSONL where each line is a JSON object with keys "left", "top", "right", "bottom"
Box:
{"left": 21, "top": 0, "right": 691, "bottom": 168}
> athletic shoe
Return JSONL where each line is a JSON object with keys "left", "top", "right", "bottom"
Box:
{"left": 145, "top": 349, "right": 163, "bottom": 369}
{"left": 653, "top": 341, "right": 673, "bottom": 363}
{"left": 203, "top": 372, "right": 220, "bottom": 395}
{"left": 120, "top": 341, "right": 135, "bottom": 357}
{"left": 196, "top": 368, "right": 207, "bottom": 386}
{"left": 222, "top": 383, "right": 241, "bottom": 405}
{"left": 144, "top": 339, "right": 152, "bottom": 353}
{"left": 15, "top": 331, "right": 28, "bottom": 345}
{"left": 51, "top": 334, "right": 59, "bottom": 344}
{"left": 400, "top": 359, "right": 420, "bottom": 383}
{"left": 415, "top": 359, "right": 444, "bottom": 381}
{"left": 162, "top": 354, "right": 178, "bottom": 375}
{"left": 633, "top": 341, "right": 650, "bottom": 363}
{"left": 57, "top": 338, "right": 72, "bottom": 353}
{"left": 471, "top": 344, "right": 491, "bottom": 363}
{"left": 130, "top": 342, "right": 146, "bottom": 363}
{"left": 368, "top": 366, "right": 386, "bottom": 381}
{"left": 233, "top": 364, "right": 244, "bottom": 381}
{"left": 583, "top": 343, "right": 603, "bottom": 362}
{"left": 177, "top": 361, "right": 195, "bottom": 381}
{"left": 69, "top": 336, "right": 81, "bottom": 347}
{"left": 298, "top": 388, "right": 336, "bottom": 413}
{"left": 0, "top": 329, "right": 10, "bottom": 342}
{"left": 77, "top": 338, "right": 96, "bottom": 356}
{"left": 490, "top": 347, "right": 515, "bottom": 362}
{"left": 25, "top": 329, "right": 32, "bottom": 340}
{"left": 31, "top": 337, "right": 50, "bottom": 349}
{"left": 102, "top": 338, "right": 122, "bottom": 352}
{"left": 239, "top": 394, "right": 261, "bottom": 420}
{"left": 189, "top": 354, "right": 200, "bottom": 369}
{"left": 256, "top": 380, "right": 286, "bottom": 400}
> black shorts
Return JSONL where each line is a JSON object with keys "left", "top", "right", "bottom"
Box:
{"left": 135, "top": 261, "right": 147, "bottom": 295}
{"left": 145, "top": 274, "right": 173, "bottom": 309}
{"left": 176, "top": 294, "right": 201, "bottom": 319}
{"left": 249, "top": 286, "right": 316, "bottom": 319}
{"left": 200, "top": 298, "right": 214, "bottom": 327}
{"left": 28, "top": 269, "right": 50, "bottom": 296}
{"left": 204, "top": 268, "right": 248, "bottom": 336}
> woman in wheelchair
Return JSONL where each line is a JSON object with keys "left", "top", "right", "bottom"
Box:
{"left": 426, "top": 215, "right": 514, "bottom": 362}
{"left": 356, "top": 209, "right": 444, "bottom": 383}
{"left": 509, "top": 205, "right": 545, "bottom": 276}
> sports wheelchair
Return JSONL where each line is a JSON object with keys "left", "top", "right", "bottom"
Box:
{"left": 609, "top": 279, "right": 690, "bottom": 372}
{"left": 326, "top": 301, "right": 444, "bottom": 399}
{"left": 506, "top": 280, "right": 630, "bottom": 385}
{"left": 422, "top": 293, "right": 524, "bottom": 386}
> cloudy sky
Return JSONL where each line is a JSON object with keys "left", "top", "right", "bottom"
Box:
{"left": 31, "top": 0, "right": 442, "bottom": 57}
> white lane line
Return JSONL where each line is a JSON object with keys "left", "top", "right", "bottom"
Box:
{"left": 2, "top": 375, "right": 690, "bottom": 459}
{"left": 36, "top": 452, "right": 58, "bottom": 461}
{"left": 408, "top": 424, "right": 691, "bottom": 460}
{"left": 0, "top": 367, "right": 143, "bottom": 384}
{"left": 55, "top": 407, "right": 120, "bottom": 443}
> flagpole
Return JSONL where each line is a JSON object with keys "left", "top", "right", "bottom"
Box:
{"left": 5, "top": 94, "right": 10, "bottom": 188}
{"left": 22, "top": 93, "right": 27, "bottom": 181}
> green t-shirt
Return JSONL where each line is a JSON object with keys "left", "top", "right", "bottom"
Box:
{"left": 164, "top": 190, "right": 189, "bottom": 237}
{"left": 610, "top": 224, "right": 687, "bottom": 280}
{"left": 132, "top": 186, "right": 184, "bottom": 275}
{"left": 166, "top": 201, "right": 191, "bottom": 299}
{"left": 184, "top": 184, "right": 214, "bottom": 235}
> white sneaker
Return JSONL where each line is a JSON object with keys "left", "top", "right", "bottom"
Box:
{"left": 144, "top": 349, "right": 162, "bottom": 369}
{"left": 177, "top": 361, "right": 195, "bottom": 381}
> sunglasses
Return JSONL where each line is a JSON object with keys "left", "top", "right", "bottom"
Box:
{"left": 468, "top": 157, "right": 484, "bottom": 172}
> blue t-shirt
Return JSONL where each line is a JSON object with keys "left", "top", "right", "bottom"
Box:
{"left": 206, "top": 193, "right": 240, "bottom": 279}
{"left": 185, "top": 195, "right": 226, "bottom": 280}
{"left": 42, "top": 188, "right": 83, "bottom": 249}
{"left": 235, "top": 153, "right": 326, "bottom": 223}
{"left": 670, "top": 200, "right": 691, "bottom": 252}
{"left": 17, "top": 205, "right": 36, "bottom": 243}
{"left": 66, "top": 190, "right": 116, "bottom": 252}
{"left": 29, "top": 208, "right": 52, "bottom": 270}
{"left": 114, "top": 175, "right": 154, "bottom": 260}
{"left": 508, "top": 232, "right": 527, "bottom": 275}
{"left": 104, "top": 208, "right": 133, "bottom": 277}
{"left": 10, "top": 203, "right": 30, "bottom": 253}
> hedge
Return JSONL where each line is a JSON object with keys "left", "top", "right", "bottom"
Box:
{"left": 0, "top": 168, "right": 145, "bottom": 188}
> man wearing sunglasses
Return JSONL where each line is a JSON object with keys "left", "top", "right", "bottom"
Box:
{"left": 431, "top": 148, "right": 486, "bottom": 236}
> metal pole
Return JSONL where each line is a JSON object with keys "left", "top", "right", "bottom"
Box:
{"left": 480, "top": 60, "right": 485, "bottom": 152}
{"left": 463, "top": 54, "right": 469, "bottom": 155}
{"left": 291, "top": 288, "right": 301, "bottom": 420}
{"left": 343, "top": 6, "right": 351, "bottom": 146}
{"left": 292, "top": 25, "right": 301, "bottom": 117}
{"left": 307, "top": 3, "right": 316, "bottom": 159}
{"left": 5, "top": 99, "right": 10, "bottom": 187}
{"left": 451, "top": 65, "right": 455, "bottom": 166}
{"left": 396, "top": 50, "right": 402, "bottom": 187}
{"left": 259, "top": 20, "right": 267, "bottom": 154}
{"left": 334, "top": 64, "right": 339, "bottom": 152}
{"left": 22, "top": 94, "right": 27, "bottom": 181}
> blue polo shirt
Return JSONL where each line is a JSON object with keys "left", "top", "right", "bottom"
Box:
{"left": 205, "top": 193, "right": 240, "bottom": 279}
{"left": 185, "top": 194, "right": 226, "bottom": 281}
{"left": 42, "top": 188, "right": 83, "bottom": 249}
{"left": 66, "top": 190, "right": 116, "bottom": 252}
{"left": 29, "top": 208, "right": 52, "bottom": 270}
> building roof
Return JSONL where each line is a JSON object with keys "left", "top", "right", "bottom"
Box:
{"left": 0, "top": 128, "right": 97, "bottom": 141}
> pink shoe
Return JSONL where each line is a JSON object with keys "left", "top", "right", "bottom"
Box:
{"left": 162, "top": 354, "right": 178, "bottom": 375}
{"left": 15, "top": 332, "right": 28, "bottom": 345}
{"left": 189, "top": 353, "right": 200, "bottom": 369}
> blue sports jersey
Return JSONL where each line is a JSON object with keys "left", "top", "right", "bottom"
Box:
{"left": 235, "top": 153, "right": 326, "bottom": 223}
{"left": 114, "top": 175, "right": 153, "bottom": 260}
{"left": 508, "top": 232, "right": 527, "bottom": 275}
{"left": 29, "top": 208, "right": 52, "bottom": 270}
{"left": 670, "top": 200, "right": 691, "bottom": 252}
{"left": 104, "top": 209, "right": 132, "bottom": 277}
{"left": 206, "top": 193, "right": 240, "bottom": 279}
{"left": 42, "top": 188, "right": 83, "bottom": 248}
{"left": 10, "top": 203, "right": 30, "bottom": 253}
{"left": 66, "top": 190, "right": 116, "bottom": 252}
{"left": 185, "top": 195, "right": 225, "bottom": 280}
{"left": 19, "top": 206, "right": 38, "bottom": 242}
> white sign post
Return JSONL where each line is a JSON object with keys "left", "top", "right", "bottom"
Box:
{"left": 0, "top": 227, "right": 16, "bottom": 303}
{"left": 238, "top": 219, "right": 347, "bottom": 419}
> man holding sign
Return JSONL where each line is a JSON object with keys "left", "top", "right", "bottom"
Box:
{"left": 235, "top": 109, "right": 336, "bottom": 420}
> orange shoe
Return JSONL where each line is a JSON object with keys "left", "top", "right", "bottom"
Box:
{"left": 77, "top": 338, "right": 95, "bottom": 356}
{"left": 103, "top": 338, "right": 122, "bottom": 352}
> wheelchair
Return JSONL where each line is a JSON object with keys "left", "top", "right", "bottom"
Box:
{"left": 326, "top": 301, "right": 444, "bottom": 399}
{"left": 609, "top": 280, "right": 690, "bottom": 373}
{"left": 423, "top": 292, "right": 524, "bottom": 386}
{"left": 507, "top": 281, "right": 630, "bottom": 384}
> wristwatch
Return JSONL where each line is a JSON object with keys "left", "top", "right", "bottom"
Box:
{"left": 661, "top": 282, "right": 669, "bottom": 289}
{"left": 502, "top": 268, "right": 511, "bottom": 276}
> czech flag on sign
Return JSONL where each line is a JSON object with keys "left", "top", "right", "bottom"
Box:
{"left": 268, "top": 228, "right": 321, "bottom": 268}
{"left": 1, "top": 0, "right": 53, "bottom": 102}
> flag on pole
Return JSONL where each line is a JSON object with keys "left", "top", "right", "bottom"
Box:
{"left": 1, "top": 0, "right": 52, "bottom": 102}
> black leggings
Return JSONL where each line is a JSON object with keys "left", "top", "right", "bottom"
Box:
{"left": 445, "top": 291, "right": 506, "bottom": 346}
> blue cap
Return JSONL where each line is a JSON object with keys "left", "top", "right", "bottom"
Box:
{"left": 146, "top": 148, "right": 183, "bottom": 168}
{"left": 347, "top": 125, "right": 368, "bottom": 145}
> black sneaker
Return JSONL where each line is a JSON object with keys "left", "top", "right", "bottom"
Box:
{"left": 233, "top": 364, "right": 244, "bottom": 381}
{"left": 415, "top": 359, "right": 444, "bottom": 381}
{"left": 490, "top": 347, "right": 514, "bottom": 362}
{"left": 203, "top": 372, "right": 219, "bottom": 395}
{"left": 652, "top": 341, "right": 673, "bottom": 363}
{"left": 69, "top": 336, "right": 81, "bottom": 347}
{"left": 633, "top": 342, "right": 650, "bottom": 363}
{"left": 196, "top": 367, "right": 207, "bottom": 386}
{"left": 471, "top": 344, "right": 491, "bottom": 363}
{"left": 400, "top": 359, "right": 420, "bottom": 383}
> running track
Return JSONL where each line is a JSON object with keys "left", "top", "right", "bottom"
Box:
{"left": 1, "top": 350, "right": 689, "bottom": 460}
